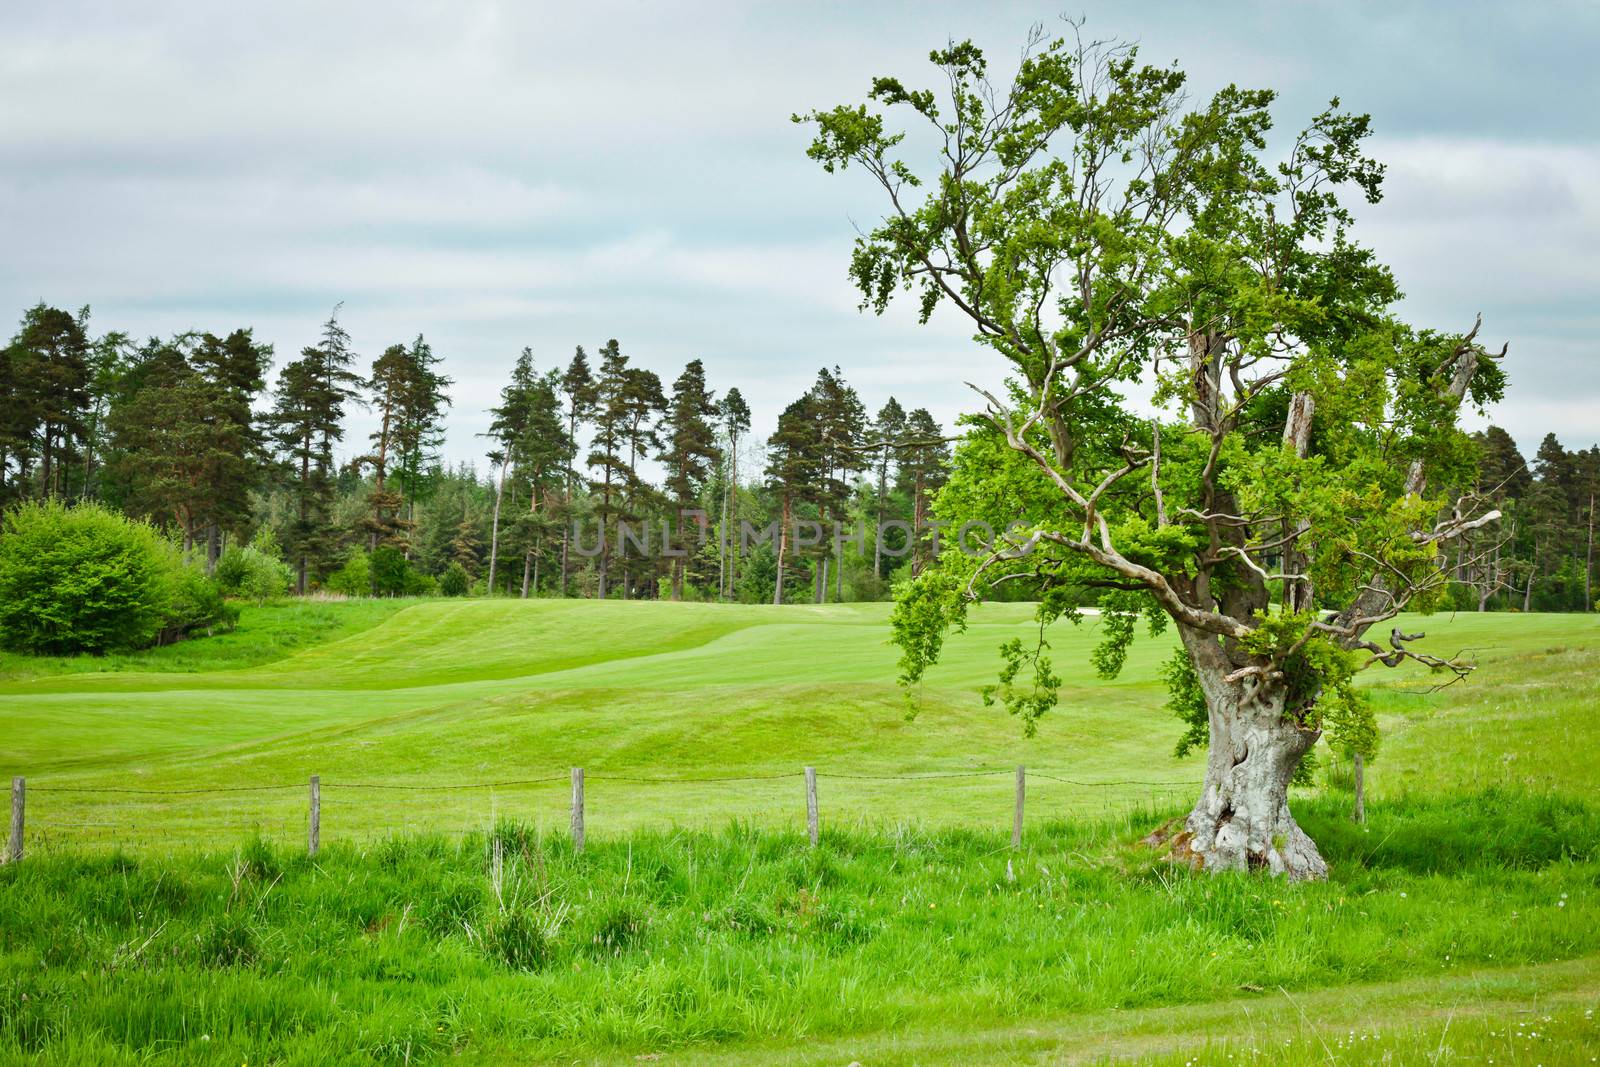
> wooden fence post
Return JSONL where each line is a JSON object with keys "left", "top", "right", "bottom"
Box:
{"left": 804, "top": 766, "right": 818, "bottom": 847}
{"left": 571, "top": 767, "right": 585, "bottom": 852}
{"left": 7, "top": 777, "right": 22, "bottom": 864}
{"left": 1012, "top": 765, "right": 1025, "bottom": 849}
{"left": 308, "top": 775, "right": 321, "bottom": 857}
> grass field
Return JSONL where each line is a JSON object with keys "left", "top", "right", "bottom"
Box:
{"left": 4, "top": 599, "right": 1597, "bottom": 849}
{"left": 3, "top": 598, "right": 1599, "bottom": 1064}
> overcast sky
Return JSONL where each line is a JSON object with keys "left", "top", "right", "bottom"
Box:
{"left": 2, "top": 1, "right": 1595, "bottom": 469}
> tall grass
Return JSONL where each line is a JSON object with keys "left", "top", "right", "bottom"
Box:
{"left": 2, "top": 791, "right": 1596, "bottom": 1064}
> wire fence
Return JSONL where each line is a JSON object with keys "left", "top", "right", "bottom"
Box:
{"left": 3, "top": 766, "right": 1204, "bottom": 861}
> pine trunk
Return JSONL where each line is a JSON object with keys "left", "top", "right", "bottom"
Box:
{"left": 1524, "top": 538, "right": 1539, "bottom": 612}
{"left": 487, "top": 457, "right": 509, "bottom": 596}
{"left": 773, "top": 495, "right": 790, "bottom": 606}
{"left": 1586, "top": 489, "right": 1594, "bottom": 611}
{"left": 1153, "top": 628, "right": 1327, "bottom": 881}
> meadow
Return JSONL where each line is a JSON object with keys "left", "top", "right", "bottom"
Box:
{"left": 2, "top": 599, "right": 1599, "bottom": 1063}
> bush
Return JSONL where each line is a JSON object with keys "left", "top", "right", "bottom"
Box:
{"left": 370, "top": 545, "right": 411, "bottom": 597}
{"left": 0, "top": 500, "right": 235, "bottom": 655}
{"left": 0, "top": 500, "right": 174, "bottom": 654}
{"left": 439, "top": 562, "right": 470, "bottom": 597}
{"left": 325, "top": 548, "right": 371, "bottom": 597}
{"left": 163, "top": 559, "right": 239, "bottom": 641}
{"left": 215, "top": 530, "right": 292, "bottom": 605}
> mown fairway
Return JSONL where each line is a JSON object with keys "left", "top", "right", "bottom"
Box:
{"left": 2, "top": 599, "right": 1599, "bottom": 848}
{"left": 3, "top": 601, "right": 1600, "bottom": 1065}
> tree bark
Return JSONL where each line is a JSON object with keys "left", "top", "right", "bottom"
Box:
{"left": 1586, "top": 488, "right": 1594, "bottom": 611}
{"left": 487, "top": 456, "right": 509, "bottom": 596}
{"left": 1523, "top": 538, "right": 1538, "bottom": 612}
{"left": 773, "top": 495, "right": 790, "bottom": 606}
{"left": 1153, "top": 627, "right": 1327, "bottom": 881}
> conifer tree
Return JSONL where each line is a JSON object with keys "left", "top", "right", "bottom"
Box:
{"left": 718, "top": 387, "right": 751, "bottom": 599}
{"left": 484, "top": 348, "right": 538, "bottom": 593}
{"left": 872, "top": 397, "right": 907, "bottom": 583}
{"left": 507, "top": 368, "right": 572, "bottom": 597}
{"left": 895, "top": 407, "right": 948, "bottom": 576}
{"left": 108, "top": 330, "right": 269, "bottom": 563}
{"left": 268, "top": 306, "right": 362, "bottom": 593}
{"left": 0, "top": 304, "right": 92, "bottom": 500}
{"left": 390, "top": 334, "right": 451, "bottom": 536}
{"left": 587, "top": 340, "right": 632, "bottom": 598}
{"left": 558, "top": 346, "right": 598, "bottom": 596}
{"left": 663, "top": 359, "right": 720, "bottom": 600}
{"left": 810, "top": 367, "right": 867, "bottom": 601}
{"left": 356, "top": 343, "right": 416, "bottom": 553}
{"left": 766, "top": 393, "right": 824, "bottom": 605}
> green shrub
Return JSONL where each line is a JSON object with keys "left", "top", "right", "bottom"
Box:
{"left": 439, "top": 562, "right": 470, "bottom": 597}
{"left": 0, "top": 500, "right": 235, "bottom": 655}
{"left": 0, "top": 500, "right": 173, "bottom": 654}
{"left": 324, "top": 547, "right": 371, "bottom": 597}
{"left": 215, "top": 532, "right": 292, "bottom": 605}
{"left": 163, "top": 558, "right": 239, "bottom": 641}
{"left": 370, "top": 545, "right": 411, "bottom": 597}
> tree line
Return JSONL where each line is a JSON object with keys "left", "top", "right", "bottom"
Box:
{"left": 1455, "top": 427, "right": 1599, "bottom": 612}
{"left": 3, "top": 300, "right": 1592, "bottom": 612}
{"left": 0, "top": 302, "right": 952, "bottom": 603}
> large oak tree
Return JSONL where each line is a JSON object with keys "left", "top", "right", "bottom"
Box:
{"left": 799, "top": 25, "right": 1506, "bottom": 879}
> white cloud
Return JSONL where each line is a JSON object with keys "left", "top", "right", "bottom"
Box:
{"left": 0, "top": 0, "right": 1595, "bottom": 469}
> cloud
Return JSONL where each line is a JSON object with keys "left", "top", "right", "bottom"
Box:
{"left": 0, "top": 0, "right": 1595, "bottom": 468}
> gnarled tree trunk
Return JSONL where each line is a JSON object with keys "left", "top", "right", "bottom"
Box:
{"left": 1161, "top": 626, "right": 1327, "bottom": 881}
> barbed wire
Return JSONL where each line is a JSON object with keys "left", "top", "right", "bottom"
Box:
{"left": 1029, "top": 772, "right": 1197, "bottom": 787}
{"left": 29, "top": 783, "right": 305, "bottom": 795}
{"left": 330, "top": 776, "right": 569, "bottom": 792}
{"left": 25, "top": 768, "right": 1199, "bottom": 795}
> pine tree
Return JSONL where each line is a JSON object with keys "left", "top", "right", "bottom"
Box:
{"left": 79, "top": 330, "right": 136, "bottom": 505}
{"left": 450, "top": 516, "right": 484, "bottom": 577}
{"left": 268, "top": 306, "right": 362, "bottom": 593}
{"left": 1, "top": 304, "right": 92, "bottom": 500}
{"left": 587, "top": 340, "right": 632, "bottom": 598}
{"left": 766, "top": 393, "right": 824, "bottom": 605}
{"left": 871, "top": 396, "right": 906, "bottom": 585}
{"left": 896, "top": 408, "right": 949, "bottom": 576}
{"left": 108, "top": 330, "right": 270, "bottom": 562}
{"left": 662, "top": 359, "right": 720, "bottom": 600}
{"left": 558, "top": 346, "right": 598, "bottom": 596}
{"left": 718, "top": 387, "right": 751, "bottom": 599}
{"left": 810, "top": 367, "right": 867, "bottom": 601}
{"left": 484, "top": 348, "right": 538, "bottom": 593}
{"left": 355, "top": 343, "right": 415, "bottom": 553}
{"left": 507, "top": 369, "right": 572, "bottom": 597}
{"left": 619, "top": 366, "right": 667, "bottom": 598}
{"left": 390, "top": 334, "right": 451, "bottom": 537}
